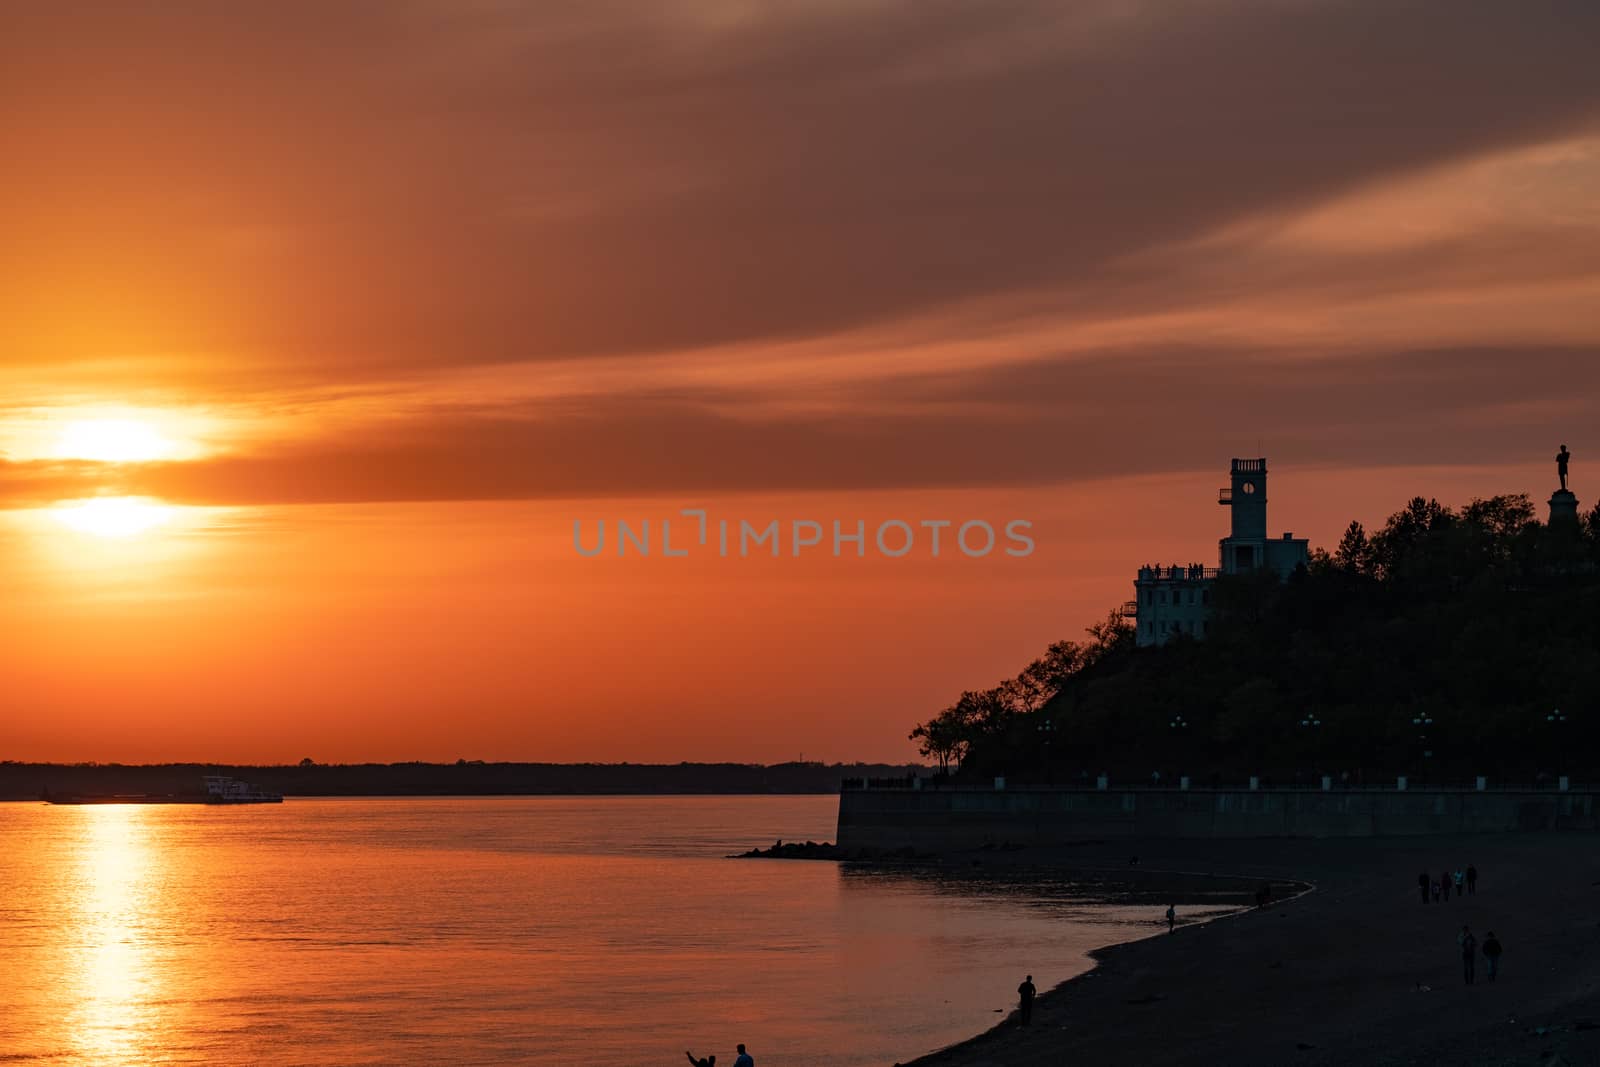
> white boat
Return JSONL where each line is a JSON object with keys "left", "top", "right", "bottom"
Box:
{"left": 203, "top": 775, "right": 284, "bottom": 804}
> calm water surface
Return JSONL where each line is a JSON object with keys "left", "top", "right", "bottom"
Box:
{"left": 0, "top": 796, "right": 1162, "bottom": 1065}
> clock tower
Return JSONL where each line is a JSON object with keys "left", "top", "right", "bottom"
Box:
{"left": 1219, "top": 458, "right": 1268, "bottom": 573}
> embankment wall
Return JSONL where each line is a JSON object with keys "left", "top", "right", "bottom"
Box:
{"left": 836, "top": 787, "right": 1600, "bottom": 848}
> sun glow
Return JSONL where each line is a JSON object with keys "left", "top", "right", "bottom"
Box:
{"left": 0, "top": 404, "right": 219, "bottom": 464}
{"left": 52, "top": 419, "right": 179, "bottom": 463}
{"left": 52, "top": 498, "right": 175, "bottom": 539}
{"left": 12, "top": 497, "right": 230, "bottom": 586}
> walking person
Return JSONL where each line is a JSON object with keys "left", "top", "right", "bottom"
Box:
{"left": 733, "top": 1043, "right": 754, "bottom": 1067}
{"left": 1454, "top": 868, "right": 1465, "bottom": 896}
{"left": 1483, "top": 931, "right": 1503, "bottom": 982}
{"left": 1458, "top": 925, "right": 1477, "bottom": 985}
{"left": 1017, "top": 974, "right": 1037, "bottom": 1026}
{"left": 1417, "top": 871, "right": 1430, "bottom": 904}
{"left": 1166, "top": 904, "right": 1176, "bottom": 933}
{"left": 1466, "top": 864, "right": 1478, "bottom": 895}
{"left": 1431, "top": 879, "right": 1441, "bottom": 903}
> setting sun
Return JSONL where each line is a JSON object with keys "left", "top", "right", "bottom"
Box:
{"left": 52, "top": 497, "right": 175, "bottom": 539}
{"left": 52, "top": 419, "right": 177, "bottom": 463}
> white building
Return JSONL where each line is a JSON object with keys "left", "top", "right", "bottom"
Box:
{"left": 1129, "top": 458, "right": 1309, "bottom": 647}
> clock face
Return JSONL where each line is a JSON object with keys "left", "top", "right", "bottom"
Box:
{"left": 1241, "top": 482, "right": 1257, "bottom": 494}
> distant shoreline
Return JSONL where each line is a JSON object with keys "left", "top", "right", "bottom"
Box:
{"left": 2, "top": 792, "right": 856, "bottom": 802}
{"left": 0, "top": 761, "right": 922, "bottom": 801}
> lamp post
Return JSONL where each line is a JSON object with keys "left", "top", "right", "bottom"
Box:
{"left": 1411, "top": 714, "right": 1435, "bottom": 784}
{"left": 1299, "top": 714, "right": 1322, "bottom": 783}
{"left": 1545, "top": 709, "right": 1567, "bottom": 787}
{"left": 1168, "top": 714, "right": 1189, "bottom": 787}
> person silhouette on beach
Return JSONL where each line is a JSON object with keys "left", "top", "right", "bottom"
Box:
{"left": 1417, "top": 871, "right": 1430, "bottom": 904}
{"left": 685, "top": 1052, "right": 715, "bottom": 1067}
{"left": 1466, "top": 864, "right": 1478, "bottom": 895}
{"left": 1017, "top": 975, "right": 1037, "bottom": 1026}
{"left": 1483, "top": 931, "right": 1503, "bottom": 982}
{"left": 1558, "top": 445, "right": 1571, "bottom": 491}
{"left": 733, "top": 1044, "right": 754, "bottom": 1067}
{"left": 1458, "top": 925, "right": 1477, "bottom": 985}
{"left": 1166, "top": 904, "right": 1176, "bottom": 933}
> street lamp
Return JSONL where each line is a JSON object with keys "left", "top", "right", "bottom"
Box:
{"left": 1036, "top": 718, "right": 1056, "bottom": 773}
{"left": 1545, "top": 709, "right": 1568, "bottom": 785}
{"left": 1299, "top": 714, "right": 1323, "bottom": 782}
{"left": 1166, "top": 715, "right": 1189, "bottom": 787}
{"left": 1411, "top": 715, "right": 1435, "bottom": 780}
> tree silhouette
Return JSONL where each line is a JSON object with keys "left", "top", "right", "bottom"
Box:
{"left": 912, "top": 489, "right": 1600, "bottom": 782}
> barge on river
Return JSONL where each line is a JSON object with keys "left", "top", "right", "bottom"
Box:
{"left": 42, "top": 775, "right": 283, "bottom": 805}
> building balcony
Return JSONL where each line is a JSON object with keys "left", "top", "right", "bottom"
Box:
{"left": 1136, "top": 564, "right": 1222, "bottom": 581}
{"left": 1121, "top": 599, "right": 1138, "bottom": 618}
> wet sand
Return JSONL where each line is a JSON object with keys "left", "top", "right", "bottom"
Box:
{"left": 899, "top": 833, "right": 1600, "bottom": 1066}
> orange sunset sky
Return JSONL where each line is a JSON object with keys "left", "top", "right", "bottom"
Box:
{"left": 2, "top": 1, "right": 1598, "bottom": 764}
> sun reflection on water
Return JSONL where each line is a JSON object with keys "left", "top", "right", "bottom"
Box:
{"left": 65, "top": 806, "right": 168, "bottom": 1064}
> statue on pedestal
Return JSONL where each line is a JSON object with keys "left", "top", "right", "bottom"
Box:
{"left": 1549, "top": 445, "right": 1579, "bottom": 527}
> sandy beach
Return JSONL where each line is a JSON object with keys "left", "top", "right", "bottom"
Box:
{"left": 901, "top": 833, "right": 1600, "bottom": 1066}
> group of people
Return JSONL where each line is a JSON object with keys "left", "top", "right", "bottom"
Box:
{"left": 1011, "top": 858, "right": 1506, "bottom": 1035}
{"left": 1414, "top": 864, "right": 1503, "bottom": 985}
{"left": 1417, "top": 864, "right": 1476, "bottom": 903}
{"left": 1457, "top": 925, "right": 1504, "bottom": 984}
{"left": 685, "top": 1044, "right": 754, "bottom": 1067}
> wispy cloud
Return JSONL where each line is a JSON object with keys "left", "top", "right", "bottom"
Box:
{"left": 3, "top": 1, "right": 1597, "bottom": 509}
{"left": 5, "top": 0, "right": 1599, "bottom": 374}
{"left": 2, "top": 343, "right": 1590, "bottom": 506}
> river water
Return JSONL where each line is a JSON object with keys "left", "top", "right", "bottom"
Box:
{"left": 0, "top": 795, "right": 1163, "bottom": 1065}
